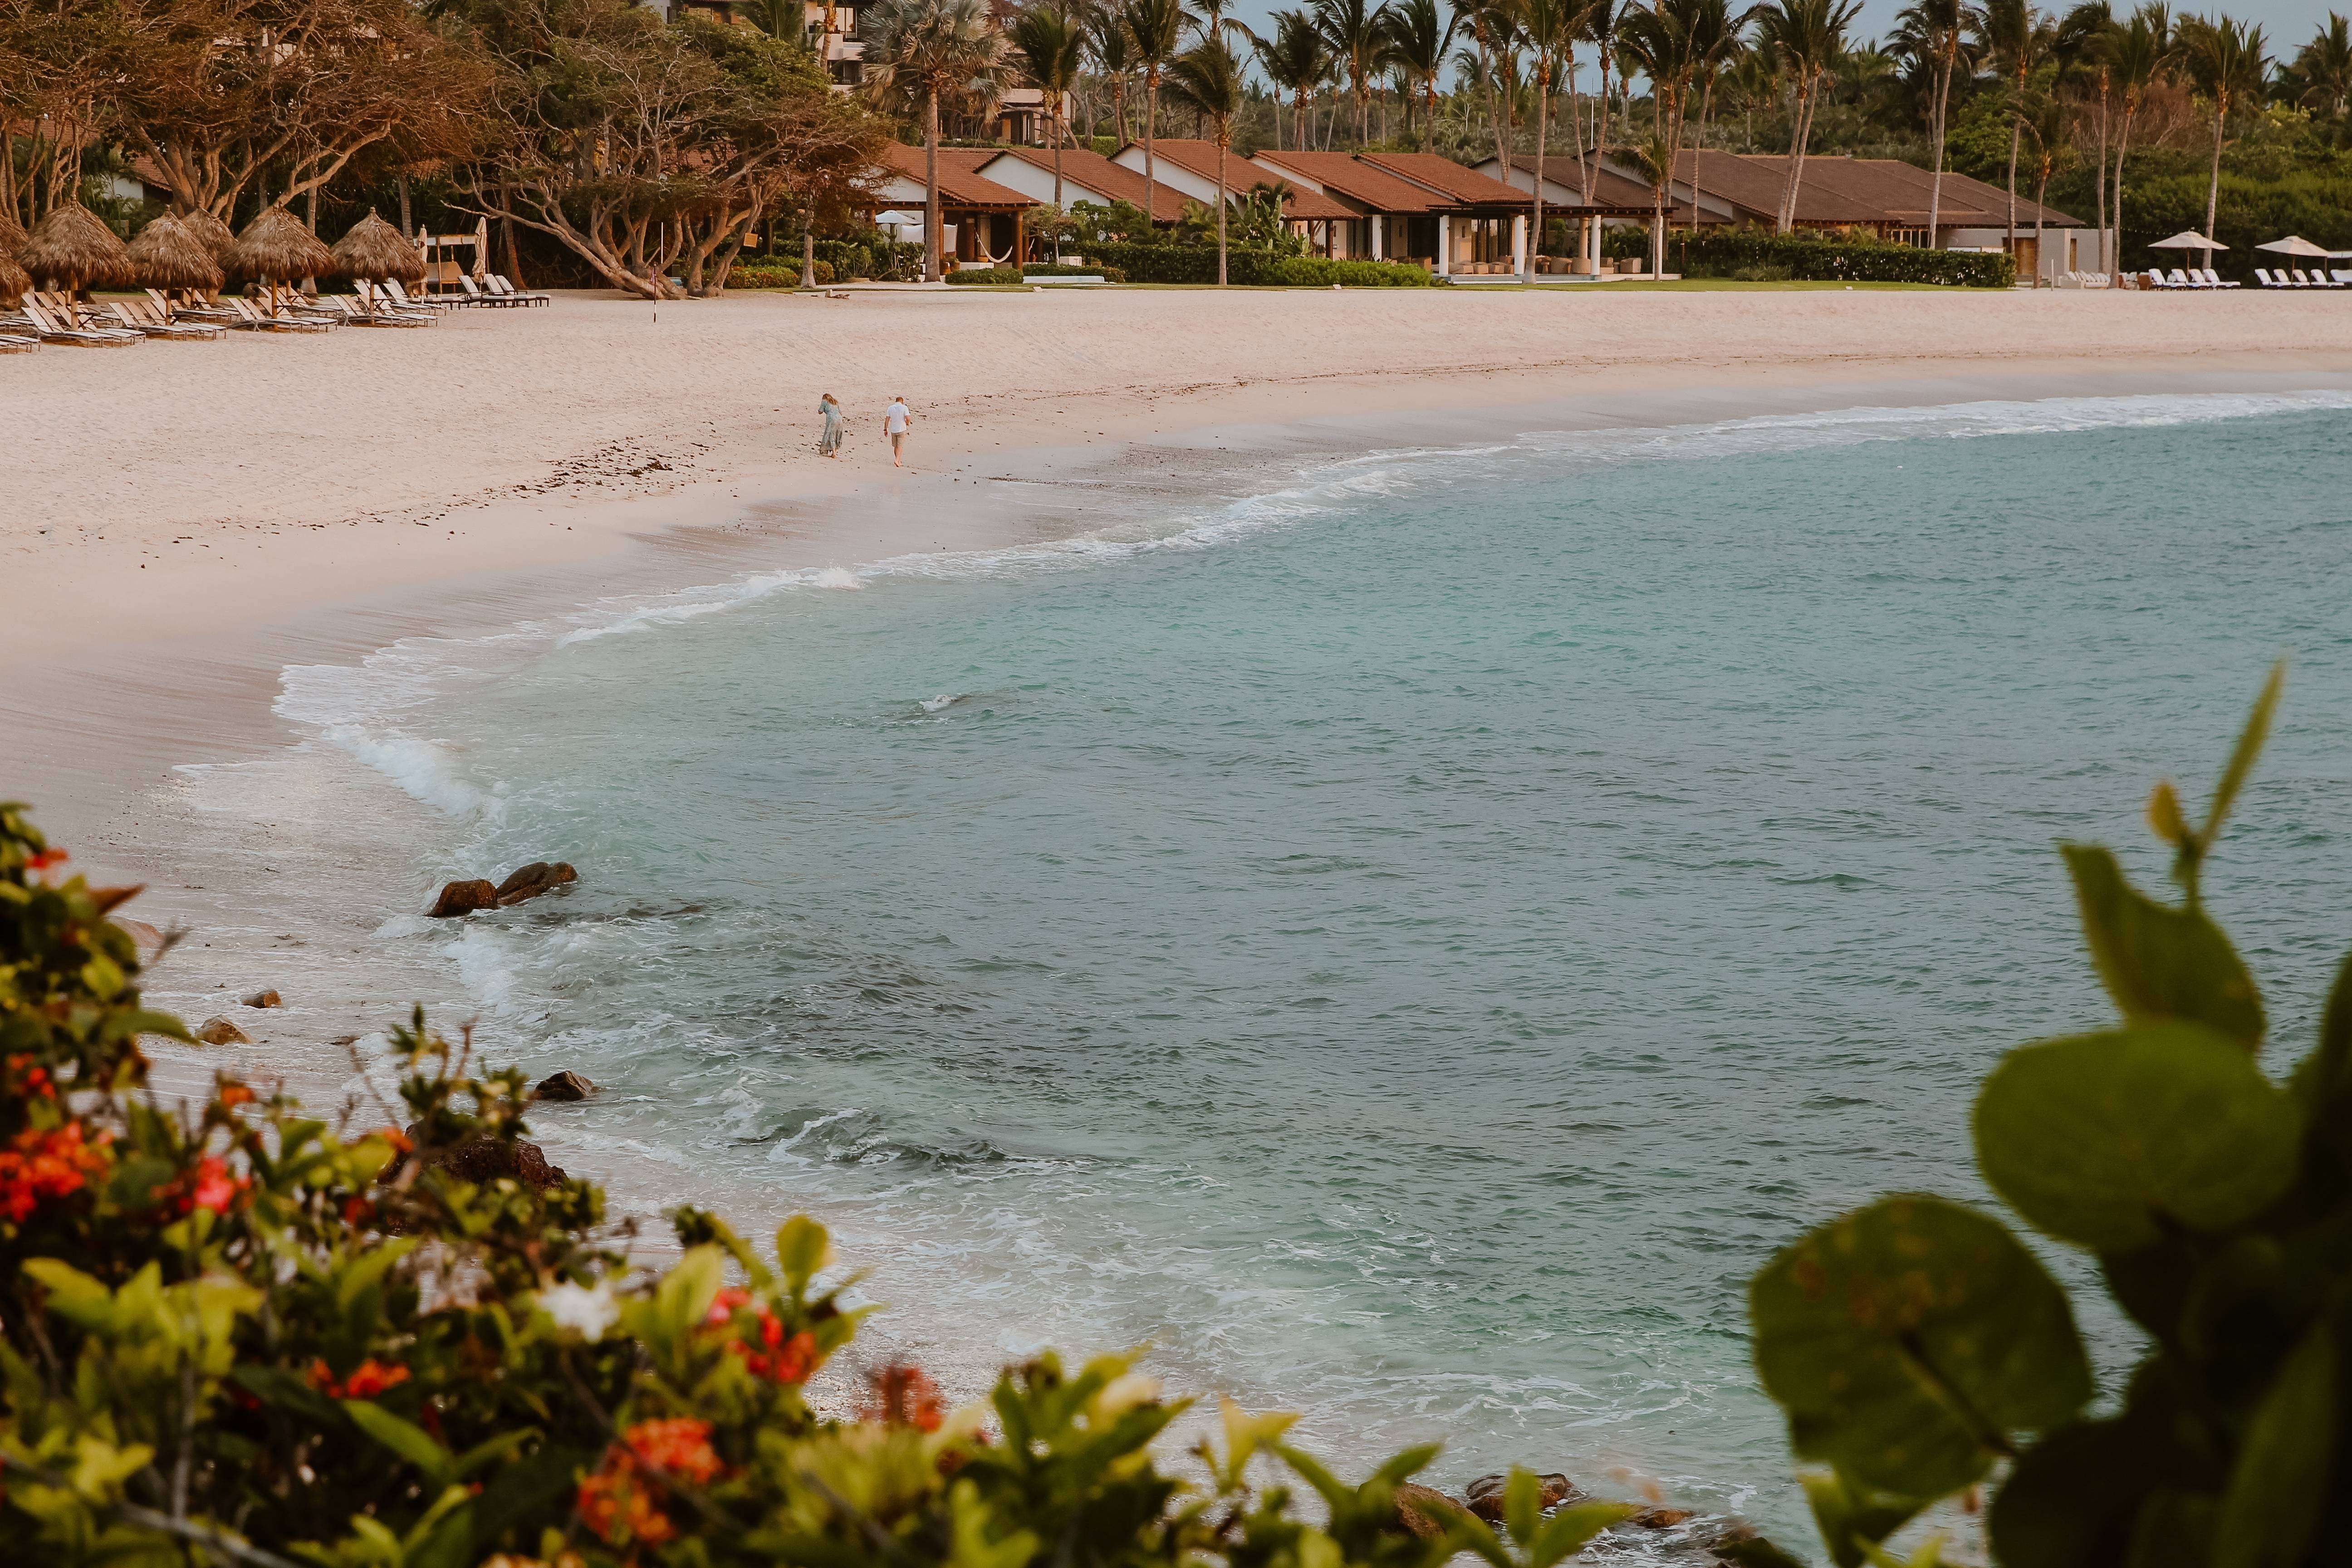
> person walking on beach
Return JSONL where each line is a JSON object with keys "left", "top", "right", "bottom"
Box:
{"left": 884, "top": 396, "right": 912, "bottom": 468}
{"left": 818, "top": 393, "right": 844, "bottom": 458}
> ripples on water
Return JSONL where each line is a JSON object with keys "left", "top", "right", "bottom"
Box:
{"left": 253, "top": 392, "right": 2352, "bottom": 1546}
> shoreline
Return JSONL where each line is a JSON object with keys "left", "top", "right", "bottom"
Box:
{"left": 13, "top": 292, "right": 2352, "bottom": 1551}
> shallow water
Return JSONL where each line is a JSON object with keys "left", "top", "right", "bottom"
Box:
{"left": 254, "top": 390, "right": 2352, "bottom": 1546}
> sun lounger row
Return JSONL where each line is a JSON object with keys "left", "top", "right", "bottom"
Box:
{"left": 2140, "top": 269, "right": 2239, "bottom": 289}
{"left": 2254, "top": 268, "right": 2350, "bottom": 288}
{"left": 2052, "top": 270, "right": 2112, "bottom": 289}
{"left": 5, "top": 274, "right": 556, "bottom": 348}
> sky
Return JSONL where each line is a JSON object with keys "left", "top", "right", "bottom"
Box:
{"left": 1219, "top": 0, "right": 2345, "bottom": 74}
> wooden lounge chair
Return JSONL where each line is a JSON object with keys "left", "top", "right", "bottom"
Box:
{"left": 16, "top": 299, "right": 140, "bottom": 346}
{"left": 384, "top": 279, "right": 457, "bottom": 313}
{"left": 325, "top": 293, "right": 433, "bottom": 327}
{"left": 487, "top": 274, "right": 551, "bottom": 306}
{"left": 106, "top": 298, "right": 227, "bottom": 340}
{"left": 358, "top": 281, "right": 441, "bottom": 320}
{"left": 0, "top": 332, "right": 35, "bottom": 353}
{"left": 451, "top": 274, "right": 520, "bottom": 308}
{"left": 221, "top": 295, "right": 335, "bottom": 333}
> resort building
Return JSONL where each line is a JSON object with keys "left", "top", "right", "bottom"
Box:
{"left": 1104, "top": 139, "right": 1356, "bottom": 238}
{"left": 1480, "top": 149, "right": 2102, "bottom": 282}
{"left": 973, "top": 146, "right": 1192, "bottom": 227}
{"left": 865, "top": 144, "right": 1039, "bottom": 266}
{"left": 1228, "top": 147, "right": 1535, "bottom": 275}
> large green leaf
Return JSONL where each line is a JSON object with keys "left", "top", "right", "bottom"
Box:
{"left": 2062, "top": 845, "right": 2264, "bottom": 1049}
{"left": 2212, "top": 1324, "right": 2335, "bottom": 1568}
{"left": 1974, "top": 1024, "right": 2300, "bottom": 1253}
{"left": 1798, "top": 1470, "right": 1928, "bottom": 1568}
{"left": 1750, "top": 1196, "right": 2090, "bottom": 1499}
{"left": 1987, "top": 1418, "right": 2154, "bottom": 1568}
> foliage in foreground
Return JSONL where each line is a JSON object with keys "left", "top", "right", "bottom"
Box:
{"left": 0, "top": 801, "right": 1632, "bottom": 1567}
{"left": 1749, "top": 666, "right": 2352, "bottom": 1568}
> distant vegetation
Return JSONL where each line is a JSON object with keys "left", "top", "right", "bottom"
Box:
{"left": 1748, "top": 666, "right": 2352, "bottom": 1568}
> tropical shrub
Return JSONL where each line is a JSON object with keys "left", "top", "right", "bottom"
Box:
{"left": 944, "top": 268, "right": 1025, "bottom": 285}
{"left": 0, "top": 800, "right": 1640, "bottom": 1568}
{"left": 1021, "top": 263, "right": 1127, "bottom": 281}
{"left": 1090, "top": 245, "right": 1441, "bottom": 286}
{"left": 1679, "top": 229, "right": 2015, "bottom": 287}
{"left": 1747, "top": 667, "right": 2351, "bottom": 1568}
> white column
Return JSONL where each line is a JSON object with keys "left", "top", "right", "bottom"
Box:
{"left": 1437, "top": 214, "right": 1451, "bottom": 276}
{"left": 1513, "top": 213, "right": 1528, "bottom": 278}
{"left": 1370, "top": 214, "right": 1383, "bottom": 261}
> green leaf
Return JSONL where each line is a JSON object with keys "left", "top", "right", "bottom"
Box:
{"left": 1799, "top": 1470, "right": 1929, "bottom": 1568}
{"left": 2126, "top": 1492, "right": 2216, "bottom": 1568}
{"left": 231, "top": 1364, "right": 346, "bottom": 1427}
{"left": 1988, "top": 1418, "right": 2154, "bottom": 1568}
{"left": 2198, "top": 660, "right": 2283, "bottom": 851}
{"left": 2212, "top": 1324, "right": 2335, "bottom": 1568}
{"left": 2288, "top": 947, "right": 2352, "bottom": 1131}
{"left": 2063, "top": 844, "right": 2264, "bottom": 1048}
{"left": 776, "top": 1213, "right": 831, "bottom": 1293}
{"left": 1716, "top": 1539, "right": 1812, "bottom": 1568}
{"left": 21, "top": 1259, "right": 114, "bottom": 1330}
{"left": 1750, "top": 1196, "right": 2090, "bottom": 1499}
{"left": 343, "top": 1398, "right": 454, "bottom": 1487}
{"left": 1973, "top": 1024, "right": 2300, "bottom": 1252}
{"left": 1528, "top": 1501, "right": 1635, "bottom": 1568}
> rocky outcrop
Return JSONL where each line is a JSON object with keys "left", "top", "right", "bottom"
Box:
{"left": 243, "top": 989, "right": 282, "bottom": 1009}
{"left": 495, "top": 862, "right": 578, "bottom": 907}
{"left": 1392, "top": 1484, "right": 1471, "bottom": 1541}
{"left": 534, "top": 1070, "right": 596, "bottom": 1102}
{"left": 1464, "top": 1473, "right": 1583, "bottom": 1522}
{"left": 402, "top": 1122, "right": 568, "bottom": 1188}
{"left": 427, "top": 879, "right": 498, "bottom": 918}
{"left": 194, "top": 1016, "right": 251, "bottom": 1045}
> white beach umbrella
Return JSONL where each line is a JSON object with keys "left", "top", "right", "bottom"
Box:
{"left": 2147, "top": 230, "right": 2227, "bottom": 250}
{"left": 2254, "top": 235, "right": 2332, "bottom": 256}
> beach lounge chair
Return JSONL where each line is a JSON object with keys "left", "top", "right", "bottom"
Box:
{"left": 106, "top": 298, "right": 227, "bottom": 340}
{"left": 357, "top": 281, "right": 441, "bottom": 320}
{"left": 326, "top": 293, "right": 433, "bottom": 327}
{"left": 451, "top": 274, "right": 520, "bottom": 308}
{"left": 2255, "top": 268, "right": 2282, "bottom": 287}
{"left": 220, "top": 295, "right": 335, "bottom": 333}
{"left": 383, "top": 279, "right": 457, "bottom": 313}
{"left": 147, "top": 288, "right": 252, "bottom": 327}
{"left": 0, "top": 331, "right": 35, "bottom": 353}
{"left": 487, "top": 274, "right": 550, "bottom": 306}
{"left": 16, "top": 299, "right": 140, "bottom": 347}
{"left": 2166, "top": 269, "right": 2196, "bottom": 289}
{"left": 2200, "top": 268, "right": 2238, "bottom": 288}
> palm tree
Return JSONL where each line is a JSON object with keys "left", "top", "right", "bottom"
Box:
{"left": 1684, "top": 0, "right": 1753, "bottom": 228}
{"left": 1979, "top": 0, "right": 2053, "bottom": 263}
{"left": 1014, "top": 4, "right": 1087, "bottom": 227}
{"left": 1895, "top": 0, "right": 1983, "bottom": 248}
{"left": 1122, "top": 0, "right": 1187, "bottom": 218}
{"left": 2053, "top": 3, "right": 2115, "bottom": 284}
{"left": 1454, "top": 0, "right": 1521, "bottom": 169}
{"left": 1617, "top": 1, "right": 1697, "bottom": 254}
{"left": 1316, "top": 0, "right": 1400, "bottom": 143}
{"left": 1255, "top": 10, "right": 1332, "bottom": 147}
{"left": 2106, "top": 4, "right": 2172, "bottom": 281}
{"left": 1386, "top": 0, "right": 1459, "bottom": 145}
{"left": 863, "top": 0, "right": 1009, "bottom": 281}
{"left": 1579, "top": 0, "right": 1622, "bottom": 212}
{"left": 1086, "top": 2, "right": 1136, "bottom": 140}
{"left": 1508, "top": 0, "right": 1579, "bottom": 277}
{"left": 1628, "top": 125, "right": 1676, "bottom": 270}
{"left": 2287, "top": 13, "right": 2352, "bottom": 117}
{"left": 1166, "top": 35, "right": 1247, "bottom": 281}
{"left": 2020, "top": 87, "right": 2068, "bottom": 272}
{"left": 1756, "top": 0, "right": 1859, "bottom": 231}
{"left": 2178, "top": 13, "right": 2267, "bottom": 270}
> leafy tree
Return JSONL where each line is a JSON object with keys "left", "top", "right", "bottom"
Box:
{"left": 1120, "top": 0, "right": 1186, "bottom": 228}
{"left": 2176, "top": 11, "right": 2266, "bottom": 266}
{"left": 863, "top": 0, "right": 1008, "bottom": 281}
{"left": 1315, "top": 0, "right": 1400, "bottom": 144}
{"left": 1013, "top": 2, "right": 1088, "bottom": 226}
{"left": 1749, "top": 666, "right": 2352, "bottom": 1568}
{"left": 1757, "top": 0, "right": 1862, "bottom": 229}
{"left": 1892, "top": 0, "right": 1983, "bottom": 240}
{"left": 1166, "top": 33, "right": 1246, "bottom": 280}
{"left": 1256, "top": 9, "right": 1334, "bottom": 150}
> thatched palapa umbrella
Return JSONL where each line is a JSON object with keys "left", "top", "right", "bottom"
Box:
{"left": 332, "top": 210, "right": 424, "bottom": 311}
{"left": 0, "top": 206, "right": 26, "bottom": 258}
{"left": 227, "top": 204, "right": 334, "bottom": 313}
{"left": 0, "top": 250, "right": 30, "bottom": 311}
{"left": 179, "top": 206, "right": 236, "bottom": 263}
{"left": 128, "top": 214, "right": 225, "bottom": 300}
{"left": 18, "top": 202, "right": 135, "bottom": 294}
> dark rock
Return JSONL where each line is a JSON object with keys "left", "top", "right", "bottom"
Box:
{"left": 242, "top": 989, "right": 282, "bottom": 1009}
{"left": 428, "top": 878, "right": 498, "bottom": 918}
{"left": 534, "top": 1070, "right": 596, "bottom": 1101}
{"left": 194, "top": 1016, "right": 252, "bottom": 1045}
{"left": 1392, "top": 1483, "right": 1473, "bottom": 1541}
{"left": 1464, "top": 1474, "right": 1584, "bottom": 1523}
{"left": 1630, "top": 1507, "right": 1695, "bottom": 1530}
{"left": 402, "top": 1122, "right": 568, "bottom": 1188}
{"left": 494, "top": 861, "right": 578, "bottom": 907}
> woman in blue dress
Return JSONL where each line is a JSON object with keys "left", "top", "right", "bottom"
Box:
{"left": 818, "top": 393, "right": 844, "bottom": 457}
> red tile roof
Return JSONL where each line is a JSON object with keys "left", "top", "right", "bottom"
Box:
{"left": 982, "top": 146, "right": 1191, "bottom": 222}
{"left": 1666, "top": 151, "right": 2084, "bottom": 228}
{"left": 876, "top": 142, "right": 1038, "bottom": 208}
{"left": 1127, "top": 139, "right": 1356, "bottom": 220}
{"left": 1357, "top": 152, "right": 1532, "bottom": 210}
{"left": 1250, "top": 149, "right": 1461, "bottom": 214}
{"left": 1490, "top": 153, "right": 1661, "bottom": 215}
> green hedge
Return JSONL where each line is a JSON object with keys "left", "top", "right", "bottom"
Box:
{"left": 945, "top": 267, "right": 1024, "bottom": 285}
{"left": 727, "top": 260, "right": 831, "bottom": 289}
{"left": 1677, "top": 228, "right": 2015, "bottom": 287}
{"left": 1022, "top": 262, "right": 1127, "bottom": 281}
{"left": 1091, "top": 243, "right": 1442, "bottom": 286}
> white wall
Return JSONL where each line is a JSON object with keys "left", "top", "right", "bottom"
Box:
{"left": 1110, "top": 145, "right": 1225, "bottom": 206}
{"left": 1945, "top": 226, "right": 2107, "bottom": 282}
{"left": 976, "top": 155, "right": 1115, "bottom": 211}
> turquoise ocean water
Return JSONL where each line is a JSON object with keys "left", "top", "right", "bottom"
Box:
{"left": 277, "top": 391, "right": 2352, "bottom": 1547}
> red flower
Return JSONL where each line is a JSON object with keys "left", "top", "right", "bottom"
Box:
{"left": 728, "top": 1319, "right": 819, "bottom": 1384}
{"left": 154, "top": 1154, "right": 250, "bottom": 1217}
{"left": 24, "top": 848, "right": 68, "bottom": 871}
{"left": 5, "top": 1055, "right": 54, "bottom": 1101}
{"left": 0, "top": 1121, "right": 113, "bottom": 1223}
{"left": 308, "top": 1358, "right": 413, "bottom": 1400}
{"left": 578, "top": 1417, "right": 726, "bottom": 1548}
{"left": 862, "top": 1364, "right": 945, "bottom": 1433}
{"left": 216, "top": 1083, "right": 255, "bottom": 1109}
{"left": 703, "top": 1287, "right": 752, "bottom": 1328}
{"left": 343, "top": 1197, "right": 376, "bottom": 1227}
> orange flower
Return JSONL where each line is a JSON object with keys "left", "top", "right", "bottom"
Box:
{"left": 862, "top": 1364, "right": 945, "bottom": 1433}
{"left": 308, "top": 1358, "right": 413, "bottom": 1400}
{"left": 5, "top": 1055, "right": 54, "bottom": 1100}
{"left": 577, "top": 1417, "right": 725, "bottom": 1548}
{"left": 578, "top": 1466, "right": 676, "bottom": 1548}
{"left": 731, "top": 1320, "right": 819, "bottom": 1385}
{"left": 0, "top": 1121, "right": 113, "bottom": 1223}
{"left": 217, "top": 1083, "right": 256, "bottom": 1108}
{"left": 624, "top": 1417, "right": 725, "bottom": 1485}
{"left": 24, "top": 848, "right": 68, "bottom": 871}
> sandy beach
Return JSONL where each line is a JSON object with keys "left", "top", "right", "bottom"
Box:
{"left": 10, "top": 282, "right": 2352, "bottom": 1450}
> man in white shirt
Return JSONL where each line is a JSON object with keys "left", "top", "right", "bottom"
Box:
{"left": 883, "top": 397, "right": 911, "bottom": 467}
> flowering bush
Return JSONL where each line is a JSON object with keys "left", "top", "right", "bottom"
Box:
{"left": 0, "top": 799, "right": 1642, "bottom": 1568}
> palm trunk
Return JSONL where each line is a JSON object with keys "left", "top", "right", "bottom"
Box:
{"left": 1690, "top": 80, "right": 1713, "bottom": 226}
{"left": 1144, "top": 68, "right": 1160, "bottom": 220}
{"left": 926, "top": 87, "right": 943, "bottom": 281}
{"left": 2112, "top": 103, "right": 2136, "bottom": 283}
{"left": 2201, "top": 92, "right": 2225, "bottom": 272}
{"left": 2005, "top": 84, "right": 2021, "bottom": 266}
{"left": 1926, "top": 52, "right": 1952, "bottom": 245}
{"left": 1568, "top": 46, "right": 1593, "bottom": 207}
{"left": 1216, "top": 137, "right": 1228, "bottom": 285}
{"left": 397, "top": 172, "right": 413, "bottom": 237}
{"left": 2033, "top": 157, "right": 2048, "bottom": 279}
{"left": 801, "top": 225, "right": 817, "bottom": 288}
{"left": 1529, "top": 68, "right": 1549, "bottom": 280}
{"left": 2092, "top": 79, "right": 2109, "bottom": 281}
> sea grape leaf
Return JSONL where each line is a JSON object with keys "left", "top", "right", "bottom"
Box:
{"left": 1988, "top": 1418, "right": 2154, "bottom": 1568}
{"left": 1973, "top": 1024, "right": 2299, "bottom": 1253}
{"left": 2063, "top": 845, "right": 2264, "bottom": 1049}
{"left": 2211, "top": 1324, "right": 2335, "bottom": 1568}
{"left": 1750, "top": 1196, "right": 2090, "bottom": 1501}
{"left": 2289, "top": 948, "right": 2352, "bottom": 1137}
{"left": 2127, "top": 1492, "right": 2217, "bottom": 1568}
{"left": 1798, "top": 1469, "right": 1928, "bottom": 1568}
